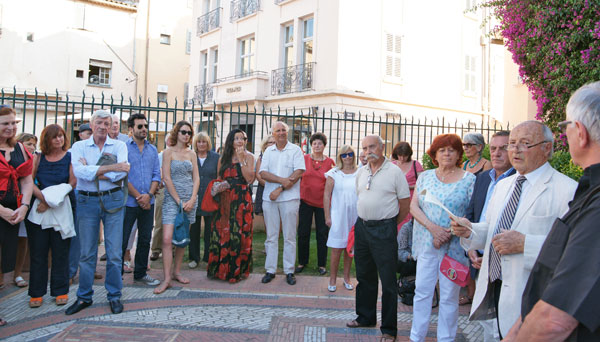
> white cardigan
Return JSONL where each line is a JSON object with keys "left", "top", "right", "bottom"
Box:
{"left": 28, "top": 183, "right": 75, "bottom": 239}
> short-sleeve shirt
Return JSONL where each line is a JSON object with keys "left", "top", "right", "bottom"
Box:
{"left": 521, "top": 163, "right": 600, "bottom": 341}
{"left": 300, "top": 154, "right": 334, "bottom": 208}
{"left": 260, "top": 141, "right": 306, "bottom": 202}
{"left": 355, "top": 158, "right": 410, "bottom": 220}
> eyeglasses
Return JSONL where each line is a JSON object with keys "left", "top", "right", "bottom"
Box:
{"left": 462, "top": 143, "right": 475, "bottom": 148}
{"left": 137, "top": 124, "right": 149, "bottom": 130}
{"left": 489, "top": 145, "right": 508, "bottom": 153}
{"left": 340, "top": 152, "right": 355, "bottom": 159}
{"left": 506, "top": 141, "right": 549, "bottom": 151}
{"left": 558, "top": 120, "right": 573, "bottom": 134}
{"left": 179, "top": 130, "right": 193, "bottom": 136}
{"left": 366, "top": 175, "right": 373, "bottom": 190}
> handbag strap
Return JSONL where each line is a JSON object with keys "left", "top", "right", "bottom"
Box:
{"left": 413, "top": 160, "right": 418, "bottom": 180}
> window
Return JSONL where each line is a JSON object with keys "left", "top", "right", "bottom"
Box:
{"left": 184, "top": 82, "right": 190, "bottom": 104}
{"left": 239, "top": 37, "right": 255, "bottom": 75}
{"left": 465, "top": 0, "right": 477, "bottom": 10}
{"left": 211, "top": 48, "right": 219, "bottom": 82}
{"left": 160, "top": 34, "right": 171, "bottom": 45}
{"left": 186, "top": 30, "right": 192, "bottom": 54}
{"left": 283, "top": 24, "right": 294, "bottom": 68}
{"left": 302, "top": 18, "right": 313, "bottom": 64}
{"left": 464, "top": 55, "right": 477, "bottom": 93}
{"left": 157, "top": 92, "right": 168, "bottom": 103}
{"left": 384, "top": 33, "right": 402, "bottom": 79}
{"left": 201, "top": 51, "right": 208, "bottom": 85}
{"left": 27, "top": 32, "right": 34, "bottom": 42}
{"left": 76, "top": 70, "right": 84, "bottom": 78}
{"left": 88, "top": 59, "right": 112, "bottom": 86}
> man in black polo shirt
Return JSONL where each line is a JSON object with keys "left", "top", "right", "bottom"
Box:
{"left": 504, "top": 82, "right": 600, "bottom": 341}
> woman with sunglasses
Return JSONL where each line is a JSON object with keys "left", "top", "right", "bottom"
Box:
{"left": 207, "top": 129, "right": 255, "bottom": 283}
{"left": 295, "top": 132, "right": 335, "bottom": 276}
{"left": 154, "top": 121, "right": 199, "bottom": 294}
{"left": 323, "top": 145, "right": 358, "bottom": 292}
{"left": 462, "top": 132, "right": 491, "bottom": 176}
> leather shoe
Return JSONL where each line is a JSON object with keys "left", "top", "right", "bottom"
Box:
{"left": 379, "top": 333, "right": 396, "bottom": 341}
{"left": 261, "top": 272, "right": 275, "bottom": 284}
{"left": 65, "top": 300, "right": 92, "bottom": 315}
{"left": 294, "top": 265, "right": 305, "bottom": 273}
{"left": 109, "top": 299, "right": 124, "bottom": 314}
{"left": 286, "top": 273, "right": 296, "bottom": 285}
{"left": 150, "top": 251, "right": 160, "bottom": 261}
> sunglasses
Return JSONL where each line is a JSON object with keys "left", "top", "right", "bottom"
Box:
{"left": 341, "top": 152, "right": 355, "bottom": 159}
{"left": 366, "top": 174, "right": 373, "bottom": 190}
{"left": 462, "top": 143, "right": 475, "bottom": 148}
{"left": 137, "top": 124, "right": 149, "bottom": 130}
{"left": 179, "top": 130, "right": 193, "bottom": 136}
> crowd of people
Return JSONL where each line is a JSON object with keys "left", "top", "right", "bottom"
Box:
{"left": 0, "top": 81, "right": 599, "bottom": 342}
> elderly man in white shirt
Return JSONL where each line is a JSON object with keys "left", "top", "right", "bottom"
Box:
{"left": 66, "top": 109, "right": 129, "bottom": 316}
{"left": 259, "top": 121, "right": 305, "bottom": 286}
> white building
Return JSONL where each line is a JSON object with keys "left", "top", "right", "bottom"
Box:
{"left": 189, "top": 0, "right": 534, "bottom": 153}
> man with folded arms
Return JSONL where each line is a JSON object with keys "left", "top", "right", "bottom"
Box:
{"left": 67, "top": 109, "right": 129, "bottom": 315}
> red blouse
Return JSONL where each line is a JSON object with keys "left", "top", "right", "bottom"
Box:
{"left": 300, "top": 154, "right": 334, "bottom": 208}
{"left": 0, "top": 143, "right": 33, "bottom": 205}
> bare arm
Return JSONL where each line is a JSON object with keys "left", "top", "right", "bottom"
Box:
{"left": 239, "top": 152, "right": 255, "bottom": 184}
{"left": 507, "top": 301, "right": 578, "bottom": 342}
{"left": 255, "top": 158, "right": 265, "bottom": 186}
{"left": 31, "top": 153, "right": 46, "bottom": 204}
{"left": 184, "top": 150, "right": 200, "bottom": 212}
{"left": 410, "top": 190, "right": 451, "bottom": 248}
{"left": 323, "top": 176, "right": 334, "bottom": 227}
{"left": 397, "top": 197, "right": 410, "bottom": 224}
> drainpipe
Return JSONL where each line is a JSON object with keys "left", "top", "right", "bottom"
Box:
{"left": 143, "top": 0, "right": 151, "bottom": 101}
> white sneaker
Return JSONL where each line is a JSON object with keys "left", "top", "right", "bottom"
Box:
{"left": 188, "top": 260, "right": 198, "bottom": 269}
{"left": 134, "top": 274, "right": 160, "bottom": 286}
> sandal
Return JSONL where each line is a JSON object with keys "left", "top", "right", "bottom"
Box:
{"left": 172, "top": 274, "right": 190, "bottom": 284}
{"left": 343, "top": 281, "right": 354, "bottom": 290}
{"left": 29, "top": 297, "right": 43, "bottom": 308}
{"left": 346, "top": 319, "right": 375, "bottom": 328}
{"left": 14, "top": 276, "right": 28, "bottom": 287}
{"left": 0, "top": 318, "right": 6, "bottom": 326}
{"left": 459, "top": 295, "right": 473, "bottom": 306}
{"left": 56, "top": 295, "right": 68, "bottom": 306}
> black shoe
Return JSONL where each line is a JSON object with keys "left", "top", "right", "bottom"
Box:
{"left": 261, "top": 272, "right": 275, "bottom": 284}
{"left": 109, "top": 299, "right": 124, "bottom": 314}
{"left": 286, "top": 273, "right": 296, "bottom": 285}
{"left": 65, "top": 300, "right": 92, "bottom": 315}
{"left": 318, "top": 267, "right": 327, "bottom": 276}
{"left": 294, "top": 265, "right": 305, "bottom": 273}
{"left": 100, "top": 253, "right": 107, "bottom": 261}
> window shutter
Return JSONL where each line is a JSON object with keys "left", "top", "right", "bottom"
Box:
{"left": 386, "top": 56, "right": 393, "bottom": 76}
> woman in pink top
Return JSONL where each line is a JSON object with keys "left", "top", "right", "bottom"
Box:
{"left": 391, "top": 142, "right": 423, "bottom": 230}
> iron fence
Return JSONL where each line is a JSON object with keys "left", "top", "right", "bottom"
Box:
{"left": 0, "top": 87, "right": 509, "bottom": 162}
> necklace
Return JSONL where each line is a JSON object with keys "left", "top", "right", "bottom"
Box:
{"left": 311, "top": 154, "right": 325, "bottom": 170}
{"left": 467, "top": 155, "right": 482, "bottom": 169}
{"left": 436, "top": 168, "right": 456, "bottom": 182}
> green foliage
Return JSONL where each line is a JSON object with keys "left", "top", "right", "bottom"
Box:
{"left": 549, "top": 150, "right": 583, "bottom": 181}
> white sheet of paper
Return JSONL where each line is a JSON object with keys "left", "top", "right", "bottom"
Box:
{"left": 420, "top": 189, "right": 475, "bottom": 234}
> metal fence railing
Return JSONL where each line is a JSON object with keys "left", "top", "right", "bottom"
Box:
{"left": 0, "top": 87, "right": 509, "bottom": 161}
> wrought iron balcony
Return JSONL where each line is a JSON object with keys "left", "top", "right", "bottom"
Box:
{"left": 194, "top": 83, "right": 214, "bottom": 104}
{"left": 271, "top": 62, "right": 315, "bottom": 95}
{"left": 197, "top": 8, "right": 221, "bottom": 36}
{"left": 230, "top": 0, "right": 260, "bottom": 22}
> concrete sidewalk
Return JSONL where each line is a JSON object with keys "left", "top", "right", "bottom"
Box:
{"left": 0, "top": 261, "right": 482, "bottom": 342}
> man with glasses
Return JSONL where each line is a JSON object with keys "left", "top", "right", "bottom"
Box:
{"left": 504, "top": 82, "right": 600, "bottom": 342}
{"left": 451, "top": 121, "right": 577, "bottom": 338}
{"left": 121, "top": 113, "right": 161, "bottom": 286}
{"left": 346, "top": 135, "right": 409, "bottom": 342}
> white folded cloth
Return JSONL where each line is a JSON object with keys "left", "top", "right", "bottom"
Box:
{"left": 28, "top": 183, "right": 75, "bottom": 239}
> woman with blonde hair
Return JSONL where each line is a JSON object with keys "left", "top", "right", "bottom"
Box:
{"left": 323, "top": 145, "right": 358, "bottom": 292}
{"left": 188, "top": 131, "right": 219, "bottom": 268}
{"left": 154, "top": 121, "right": 199, "bottom": 294}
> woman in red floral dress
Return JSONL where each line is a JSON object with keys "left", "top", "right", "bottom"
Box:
{"left": 207, "top": 129, "right": 255, "bottom": 283}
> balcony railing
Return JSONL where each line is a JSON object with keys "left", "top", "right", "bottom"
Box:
{"left": 271, "top": 62, "right": 315, "bottom": 95}
{"left": 215, "top": 71, "right": 268, "bottom": 83}
{"left": 194, "top": 83, "right": 214, "bottom": 104}
{"left": 197, "top": 8, "right": 221, "bottom": 36}
{"left": 230, "top": 0, "right": 260, "bottom": 22}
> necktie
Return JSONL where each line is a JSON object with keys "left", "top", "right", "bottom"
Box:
{"left": 488, "top": 175, "right": 527, "bottom": 282}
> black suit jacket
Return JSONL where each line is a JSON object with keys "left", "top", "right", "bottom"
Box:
{"left": 196, "top": 150, "right": 220, "bottom": 216}
{"left": 465, "top": 168, "right": 516, "bottom": 223}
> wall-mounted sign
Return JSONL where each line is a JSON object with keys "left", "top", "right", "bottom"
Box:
{"left": 226, "top": 86, "right": 242, "bottom": 93}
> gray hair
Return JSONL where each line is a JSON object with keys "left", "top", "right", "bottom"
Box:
{"left": 363, "top": 134, "right": 384, "bottom": 147}
{"left": 91, "top": 109, "right": 113, "bottom": 124}
{"left": 520, "top": 120, "right": 554, "bottom": 157}
{"left": 463, "top": 132, "right": 486, "bottom": 146}
{"left": 567, "top": 81, "right": 600, "bottom": 143}
{"left": 272, "top": 121, "right": 289, "bottom": 132}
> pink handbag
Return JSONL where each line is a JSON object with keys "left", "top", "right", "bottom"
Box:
{"left": 440, "top": 254, "right": 469, "bottom": 287}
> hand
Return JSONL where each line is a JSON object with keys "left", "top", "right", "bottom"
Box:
{"left": 236, "top": 147, "right": 246, "bottom": 161}
{"left": 36, "top": 201, "right": 49, "bottom": 213}
{"left": 325, "top": 217, "right": 332, "bottom": 227}
{"left": 183, "top": 199, "right": 195, "bottom": 213}
{"left": 468, "top": 249, "right": 482, "bottom": 269}
{"left": 9, "top": 206, "right": 28, "bottom": 225}
{"left": 0, "top": 207, "right": 14, "bottom": 222}
{"left": 450, "top": 217, "right": 473, "bottom": 238}
{"left": 492, "top": 229, "right": 525, "bottom": 255}
{"left": 136, "top": 194, "right": 151, "bottom": 209}
{"left": 430, "top": 224, "right": 451, "bottom": 249}
{"left": 79, "top": 157, "right": 87, "bottom": 166}
{"left": 113, "top": 162, "right": 130, "bottom": 173}
{"left": 280, "top": 178, "right": 293, "bottom": 189}
{"left": 269, "top": 186, "right": 283, "bottom": 201}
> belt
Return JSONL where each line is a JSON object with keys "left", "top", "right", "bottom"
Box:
{"left": 359, "top": 217, "right": 397, "bottom": 227}
{"left": 78, "top": 187, "right": 122, "bottom": 197}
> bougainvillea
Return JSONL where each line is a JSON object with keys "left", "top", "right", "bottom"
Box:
{"left": 483, "top": 0, "right": 600, "bottom": 129}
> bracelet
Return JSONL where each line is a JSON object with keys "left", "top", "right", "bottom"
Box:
{"left": 22, "top": 203, "right": 30, "bottom": 209}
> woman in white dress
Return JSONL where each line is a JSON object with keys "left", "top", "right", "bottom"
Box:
{"left": 323, "top": 145, "right": 358, "bottom": 292}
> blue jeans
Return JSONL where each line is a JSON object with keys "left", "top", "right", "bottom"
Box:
{"left": 76, "top": 190, "right": 125, "bottom": 301}
{"left": 122, "top": 205, "right": 154, "bottom": 279}
{"left": 69, "top": 209, "right": 79, "bottom": 279}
